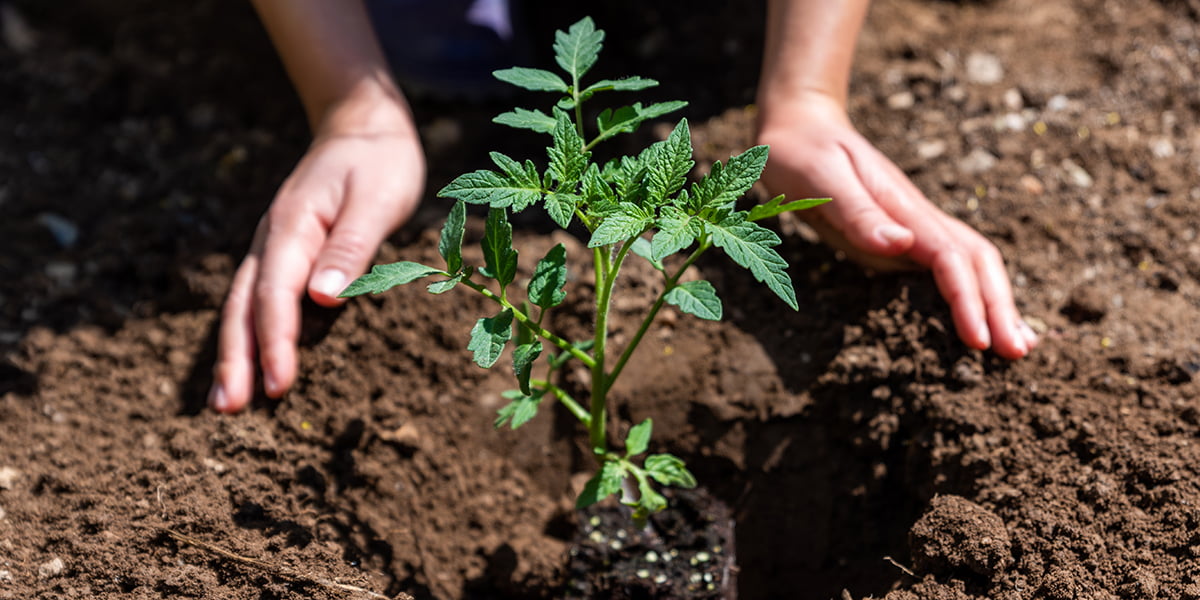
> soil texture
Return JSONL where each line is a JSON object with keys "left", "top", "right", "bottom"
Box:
{"left": 3, "top": 1, "right": 1200, "bottom": 599}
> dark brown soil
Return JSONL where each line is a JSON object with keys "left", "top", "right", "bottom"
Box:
{"left": 3, "top": 0, "right": 1200, "bottom": 599}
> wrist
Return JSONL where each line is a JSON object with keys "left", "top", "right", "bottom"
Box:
{"left": 755, "top": 87, "right": 850, "bottom": 139}
{"left": 311, "top": 76, "right": 417, "bottom": 139}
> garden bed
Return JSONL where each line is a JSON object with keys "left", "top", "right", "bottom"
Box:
{"left": 3, "top": 0, "right": 1200, "bottom": 598}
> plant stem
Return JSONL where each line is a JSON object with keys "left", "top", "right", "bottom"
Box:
{"left": 606, "top": 240, "right": 711, "bottom": 387}
{"left": 461, "top": 280, "right": 595, "bottom": 368}
{"left": 589, "top": 246, "right": 611, "bottom": 454}
{"left": 531, "top": 379, "right": 590, "bottom": 426}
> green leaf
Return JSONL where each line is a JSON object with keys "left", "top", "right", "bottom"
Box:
{"left": 468, "top": 308, "right": 513, "bottom": 368}
{"left": 690, "top": 145, "right": 770, "bottom": 211}
{"left": 339, "top": 262, "right": 444, "bottom": 297}
{"left": 664, "top": 280, "right": 723, "bottom": 321}
{"left": 493, "top": 107, "right": 557, "bottom": 134}
{"left": 545, "top": 192, "right": 579, "bottom": 229}
{"left": 708, "top": 213, "right": 798, "bottom": 310}
{"left": 548, "top": 109, "right": 589, "bottom": 189}
{"left": 628, "top": 237, "right": 664, "bottom": 271}
{"left": 645, "top": 119, "right": 694, "bottom": 205}
{"left": 495, "top": 389, "right": 544, "bottom": 429}
{"left": 625, "top": 419, "right": 653, "bottom": 457}
{"left": 439, "top": 169, "right": 542, "bottom": 211}
{"left": 577, "top": 460, "right": 626, "bottom": 509}
{"left": 489, "top": 152, "right": 543, "bottom": 212}
{"left": 528, "top": 244, "right": 568, "bottom": 309}
{"left": 747, "top": 195, "right": 833, "bottom": 222}
{"left": 583, "top": 76, "right": 658, "bottom": 94}
{"left": 492, "top": 67, "right": 568, "bottom": 92}
{"left": 582, "top": 163, "right": 615, "bottom": 208}
{"left": 426, "top": 273, "right": 464, "bottom": 295}
{"left": 481, "top": 208, "right": 518, "bottom": 288}
{"left": 631, "top": 479, "right": 667, "bottom": 523}
{"left": 439, "top": 200, "right": 467, "bottom": 273}
{"left": 554, "top": 17, "right": 604, "bottom": 82}
{"left": 644, "top": 454, "right": 698, "bottom": 488}
{"left": 651, "top": 205, "right": 700, "bottom": 260}
{"left": 593, "top": 101, "right": 688, "bottom": 146}
{"left": 512, "top": 342, "right": 542, "bottom": 395}
{"left": 588, "top": 203, "right": 652, "bottom": 248}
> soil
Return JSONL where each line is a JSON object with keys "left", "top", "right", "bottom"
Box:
{"left": 3, "top": 0, "right": 1200, "bottom": 599}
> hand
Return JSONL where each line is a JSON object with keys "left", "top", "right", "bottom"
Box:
{"left": 757, "top": 92, "right": 1038, "bottom": 359}
{"left": 208, "top": 125, "right": 425, "bottom": 413}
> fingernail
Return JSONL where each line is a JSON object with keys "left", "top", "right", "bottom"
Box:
{"left": 208, "top": 384, "right": 229, "bottom": 412}
{"left": 976, "top": 322, "right": 992, "bottom": 349}
{"left": 1019, "top": 320, "right": 1039, "bottom": 347}
{"left": 311, "top": 268, "right": 348, "bottom": 298}
{"left": 1010, "top": 324, "right": 1029, "bottom": 356}
{"left": 876, "top": 224, "right": 911, "bottom": 246}
{"left": 264, "top": 371, "right": 280, "bottom": 397}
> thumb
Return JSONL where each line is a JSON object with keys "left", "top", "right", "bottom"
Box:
{"left": 307, "top": 202, "right": 398, "bottom": 307}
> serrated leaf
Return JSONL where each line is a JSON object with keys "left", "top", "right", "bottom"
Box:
{"left": 651, "top": 205, "right": 700, "bottom": 260}
{"left": 493, "top": 107, "right": 557, "bottom": 134}
{"left": 468, "top": 308, "right": 513, "bottom": 368}
{"left": 512, "top": 342, "right": 542, "bottom": 395}
{"left": 588, "top": 203, "right": 652, "bottom": 248}
{"left": 492, "top": 67, "right": 568, "bottom": 92}
{"left": 708, "top": 213, "right": 798, "bottom": 310}
{"left": 339, "top": 262, "right": 444, "bottom": 297}
{"left": 664, "top": 280, "right": 723, "bottom": 321}
{"left": 494, "top": 389, "right": 544, "bottom": 429}
{"left": 439, "top": 169, "right": 542, "bottom": 210}
{"left": 747, "top": 195, "right": 833, "bottom": 222}
{"left": 628, "top": 237, "right": 664, "bottom": 271}
{"left": 690, "top": 145, "right": 770, "bottom": 211}
{"left": 645, "top": 119, "right": 694, "bottom": 205}
{"left": 528, "top": 244, "right": 568, "bottom": 309}
{"left": 583, "top": 76, "right": 658, "bottom": 94}
{"left": 545, "top": 192, "right": 579, "bottom": 229}
{"left": 426, "top": 273, "right": 464, "bottom": 294}
{"left": 644, "top": 454, "right": 698, "bottom": 488}
{"left": 582, "top": 163, "right": 615, "bottom": 208}
{"left": 576, "top": 460, "right": 626, "bottom": 509}
{"left": 554, "top": 17, "right": 604, "bottom": 82}
{"left": 625, "top": 419, "right": 652, "bottom": 457}
{"left": 439, "top": 200, "right": 467, "bottom": 273}
{"left": 481, "top": 208, "right": 518, "bottom": 288}
{"left": 548, "top": 110, "right": 589, "bottom": 189}
{"left": 593, "top": 101, "right": 688, "bottom": 146}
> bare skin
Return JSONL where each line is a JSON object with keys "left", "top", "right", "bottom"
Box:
{"left": 757, "top": 0, "right": 1038, "bottom": 358}
{"left": 210, "top": 1, "right": 1035, "bottom": 413}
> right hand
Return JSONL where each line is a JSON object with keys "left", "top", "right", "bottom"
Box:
{"left": 209, "top": 118, "right": 425, "bottom": 413}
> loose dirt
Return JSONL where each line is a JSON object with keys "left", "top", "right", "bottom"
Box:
{"left": 3, "top": 0, "right": 1200, "bottom": 598}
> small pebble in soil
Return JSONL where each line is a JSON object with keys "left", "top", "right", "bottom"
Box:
{"left": 0, "top": 467, "right": 20, "bottom": 490}
{"left": 1061, "top": 159, "right": 1094, "bottom": 188}
{"left": 887, "top": 91, "right": 915, "bottom": 110}
{"left": 0, "top": 570, "right": 11, "bottom": 582}
{"left": 965, "top": 52, "right": 1004, "bottom": 84}
{"left": 38, "top": 557, "right": 65, "bottom": 579}
{"left": 959, "top": 148, "right": 997, "bottom": 174}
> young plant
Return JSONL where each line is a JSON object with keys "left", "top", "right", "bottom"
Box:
{"left": 340, "top": 17, "right": 828, "bottom": 522}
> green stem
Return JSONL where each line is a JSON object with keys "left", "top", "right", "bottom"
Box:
{"left": 589, "top": 247, "right": 611, "bottom": 454}
{"left": 461, "top": 280, "right": 595, "bottom": 369}
{"left": 532, "top": 379, "right": 590, "bottom": 426}
{"left": 606, "top": 239, "right": 711, "bottom": 387}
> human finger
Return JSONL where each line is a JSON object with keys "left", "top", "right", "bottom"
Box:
{"left": 254, "top": 198, "right": 326, "bottom": 398}
{"left": 210, "top": 236, "right": 264, "bottom": 413}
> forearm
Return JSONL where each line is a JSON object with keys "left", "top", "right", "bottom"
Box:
{"left": 251, "top": 0, "right": 414, "bottom": 136}
{"left": 757, "top": 0, "right": 870, "bottom": 121}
